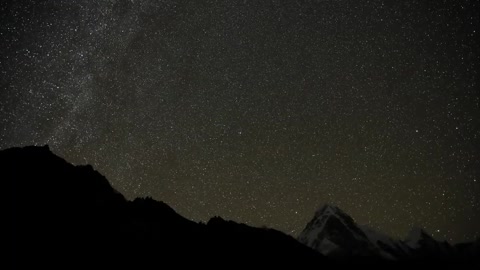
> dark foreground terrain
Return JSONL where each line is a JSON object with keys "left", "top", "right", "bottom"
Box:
{"left": 5, "top": 146, "right": 478, "bottom": 268}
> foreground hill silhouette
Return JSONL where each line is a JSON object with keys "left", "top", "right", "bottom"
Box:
{"left": 5, "top": 146, "right": 478, "bottom": 268}
{"left": 6, "top": 145, "right": 324, "bottom": 268}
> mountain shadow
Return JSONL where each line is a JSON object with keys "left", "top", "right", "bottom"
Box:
{"left": 5, "top": 145, "right": 323, "bottom": 269}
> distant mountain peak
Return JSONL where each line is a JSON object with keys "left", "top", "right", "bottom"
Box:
{"left": 299, "top": 204, "right": 469, "bottom": 261}
{"left": 314, "top": 204, "right": 341, "bottom": 216}
{"left": 313, "top": 204, "right": 357, "bottom": 224}
{"left": 405, "top": 227, "right": 436, "bottom": 248}
{"left": 298, "top": 203, "right": 377, "bottom": 257}
{"left": 406, "top": 227, "right": 429, "bottom": 240}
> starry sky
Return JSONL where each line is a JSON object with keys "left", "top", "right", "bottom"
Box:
{"left": 1, "top": 0, "right": 479, "bottom": 243}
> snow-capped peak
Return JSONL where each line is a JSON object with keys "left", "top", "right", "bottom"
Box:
{"left": 299, "top": 204, "right": 414, "bottom": 259}
{"left": 298, "top": 204, "right": 378, "bottom": 257}
{"left": 315, "top": 204, "right": 339, "bottom": 215}
{"left": 299, "top": 204, "right": 462, "bottom": 260}
{"left": 299, "top": 204, "right": 360, "bottom": 246}
{"left": 313, "top": 204, "right": 344, "bottom": 218}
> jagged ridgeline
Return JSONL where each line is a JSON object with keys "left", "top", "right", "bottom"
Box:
{"left": 5, "top": 145, "right": 323, "bottom": 269}
{"left": 5, "top": 146, "right": 479, "bottom": 268}
{"left": 298, "top": 204, "right": 479, "bottom": 261}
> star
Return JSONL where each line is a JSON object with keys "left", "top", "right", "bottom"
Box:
{"left": 0, "top": 0, "right": 478, "bottom": 244}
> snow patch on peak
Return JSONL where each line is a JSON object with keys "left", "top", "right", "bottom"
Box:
{"left": 314, "top": 204, "right": 343, "bottom": 217}
{"left": 298, "top": 204, "right": 339, "bottom": 247}
{"left": 298, "top": 203, "right": 369, "bottom": 251}
{"left": 318, "top": 238, "right": 339, "bottom": 254}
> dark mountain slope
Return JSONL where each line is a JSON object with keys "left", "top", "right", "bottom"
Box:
{"left": 5, "top": 145, "right": 324, "bottom": 269}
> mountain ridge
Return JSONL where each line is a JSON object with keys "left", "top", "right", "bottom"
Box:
{"left": 299, "top": 203, "right": 478, "bottom": 262}
{"left": 5, "top": 145, "right": 323, "bottom": 268}
{"left": 5, "top": 145, "right": 479, "bottom": 268}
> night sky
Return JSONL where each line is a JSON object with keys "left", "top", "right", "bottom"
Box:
{"left": 1, "top": 0, "right": 479, "bottom": 243}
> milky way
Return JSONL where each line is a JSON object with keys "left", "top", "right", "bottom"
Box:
{"left": 1, "top": 0, "right": 479, "bottom": 242}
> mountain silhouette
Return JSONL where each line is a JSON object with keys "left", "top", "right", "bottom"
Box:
{"left": 5, "top": 146, "right": 478, "bottom": 268}
{"left": 299, "top": 203, "right": 479, "bottom": 265}
{"left": 5, "top": 145, "right": 323, "bottom": 269}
